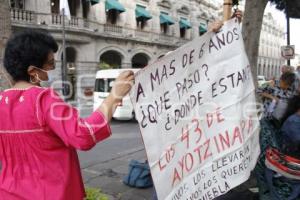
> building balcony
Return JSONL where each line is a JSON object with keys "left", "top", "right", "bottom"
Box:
{"left": 158, "top": 33, "right": 175, "bottom": 43}
{"left": 177, "top": 38, "right": 190, "bottom": 46}
{"left": 103, "top": 24, "right": 123, "bottom": 34}
{"left": 134, "top": 29, "right": 152, "bottom": 42}
{"left": 10, "top": 8, "right": 192, "bottom": 47}
{"left": 51, "top": 14, "right": 79, "bottom": 27}
{"left": 11, "top": 8, "right": 37, "bottom": 24}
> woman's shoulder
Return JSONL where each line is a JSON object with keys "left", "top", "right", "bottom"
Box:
{"left": 33, "top": 87, "right": 63, "bottom": 103}
{"left": 0, "top": 86, "right": 47, "bottom": 101}
{"left": 21, "top": 86, "right": 57, "bottom": 101}
{"left": 1, "top": 86, "right": 61, "bottom": 102}
{"left": 2, "top": 86, "right": 47, "bottom": 94}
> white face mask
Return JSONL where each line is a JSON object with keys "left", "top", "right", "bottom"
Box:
{"left": 32, "top": 67, "right": 56, "bottom": 87}
{"left": 40, "top": 69, "right": 56, "bottom": 87}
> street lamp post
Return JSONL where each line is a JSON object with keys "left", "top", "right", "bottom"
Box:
{"left": 286, "top": 1, "right": 291, "bottom": 66}
{"left": 62, "top": 8, "right": 68, "bottom": 98}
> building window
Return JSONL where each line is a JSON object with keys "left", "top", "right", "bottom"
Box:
{"left": 137, "top": 19, "right": 147, "bottom": 30}
{"left": 107, "top": 10, "right": 118, "bottom": 24}
{"left": 51, "top": 0, "right": 59, "bottom": 13}
{"left": 159, "top": 12, "right": 174, "bottom": 35}
{"left": 105, "top": 0, "right": 125, "bottom": 25}
{"left": 136, "top": 5, "right": 146, "bottom": 30}
{"left": 51, "top": 0, "right": 76, "bottom": 16}
{"left": 199, "top": 22, "right": 207, "bottom": 36}
{"left": 68, "top": 0, "right": 77, "bottom": 16}
{"left": 82, "top": 0, "right": 90, "bottom": 19}
{"left": 180, "top": 28, "right": 186, "bottom": 38}
{"left": 135, "top": 5, "right": 152, "bottom": 30}
{"left": 179, "top": 18, "right": 191, "bottom": 39}
{"left": 10, "top": 0, "right": 24, "bottom": 9}
{"left": 161, "top": 23, "right": 168, "bottom": 34}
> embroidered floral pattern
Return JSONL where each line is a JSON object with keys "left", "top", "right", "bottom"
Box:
{"left": 19, "top": 96, "right": 24, "bottom": 103}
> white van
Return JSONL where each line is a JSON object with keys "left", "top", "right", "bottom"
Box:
{"left": 93, "top": 68, "right": 140, "bottom": 120}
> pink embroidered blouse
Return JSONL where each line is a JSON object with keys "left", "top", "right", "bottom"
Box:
{"left": 0, "top": 86, "right": 111, "bottom": 200}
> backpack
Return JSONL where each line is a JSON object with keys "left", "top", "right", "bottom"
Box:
{"left": 123, "top": 159, "right": 153, "bottom": 188}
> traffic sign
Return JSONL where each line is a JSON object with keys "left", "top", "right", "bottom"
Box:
{"left": 281, "top": 45, "right": 295, "bottom": 59}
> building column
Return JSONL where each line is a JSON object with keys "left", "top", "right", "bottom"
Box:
{"left": 121, "top": 62, "right": 132, "bottom": 68}
{"left": 76, "top": 0, "right": 83, "bottom": 18}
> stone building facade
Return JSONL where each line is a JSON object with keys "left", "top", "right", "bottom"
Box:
{"left": 257, "top": 12, "right": 285, "bottom": 79}
{"left": 8, "top": 0, "right": 219, "bottom": 107}
{"left": 0, "top": 0, "right": 12, "bottom": 91}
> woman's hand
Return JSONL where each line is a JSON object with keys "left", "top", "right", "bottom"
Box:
{"left": 232, "top": 9, "right": 243, "bottom": 23}
{"left": 208, "top": 21, "right": 224, "bottom": 33}
{"left": 110, "top": 70, "right": 135, "bottom": 103}
{"left": 98, "top": 70, "right": 135, "bottom": 122}
{"left": 208, "top": 10, "right": 242, "bottom": 33}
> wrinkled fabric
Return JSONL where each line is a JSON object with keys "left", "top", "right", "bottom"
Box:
{"left": 255, "top": 118, "right": 300, "bottom": 200}
{"left": 257, "top": 83, "right": 294, "bottom": 119}
{"left": 281, "top": 114, "right": 300, "bottom": 159}
{"left": 0, "top": 86, "right": 111, "bottom": 200}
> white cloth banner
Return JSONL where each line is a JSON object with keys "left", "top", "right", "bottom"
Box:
{"left": 130, "top": 19, "right": 260, "bottom": 200}
{"left": 60, "top": 0, "right": 71, "bottom": 20}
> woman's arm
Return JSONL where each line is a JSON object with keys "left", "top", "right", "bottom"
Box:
{"left": 97, "top": 70, "right": 134, "bottom": 122}
{"left": 259, "top": 92, "right": 278, "bottom": 102}
{"left": 37, "top": 70, "right": 134, "bottom": 150}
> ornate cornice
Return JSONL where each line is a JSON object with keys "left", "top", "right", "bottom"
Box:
{"left": 177, "top": 6, "right": 189, "bottom": 15}
{"left": 157, "top": 0, "right": 171, "bottom": 9}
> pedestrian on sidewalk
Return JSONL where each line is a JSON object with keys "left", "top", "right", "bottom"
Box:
{"left": 0, "top": 30, "right": 134, "bottom": 200}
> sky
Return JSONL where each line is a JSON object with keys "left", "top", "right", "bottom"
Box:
{"left": 263, "top": 2, "right": 300, "bottom": 65}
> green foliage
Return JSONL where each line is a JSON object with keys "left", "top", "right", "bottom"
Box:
{"left": 269, "top": 0, "right": 286, "bottom": 11}
{"left": 85, "top": 187, "right": 109, "bottom": 200}
{"left": 99, "top": 61, "right": 120, "bottom": 69}
{"left": 99, "top": 62, "right": 111, "bottom": 70}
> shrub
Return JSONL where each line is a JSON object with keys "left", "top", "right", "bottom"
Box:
{"left": 85, "top": 187, "right": 109, "bottom": 200}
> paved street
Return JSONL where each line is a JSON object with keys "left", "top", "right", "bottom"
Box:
{"left": 78, "top": 119, "right": 258, "bottom": 200}
{"left": 78, "top": 120, "right": 153, "bottom": 200}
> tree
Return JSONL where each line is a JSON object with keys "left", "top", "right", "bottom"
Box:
{"left": 242, "top": 0, "right": 300, "bottom": 88}
{"left": 269, "top": 0, "right": 300, "bottom": 19}
{"left": 242, "top": 0, "right": 269, "bottom": 88}
{"left": 0, "top": 0, "right": 12, "bottom": 91}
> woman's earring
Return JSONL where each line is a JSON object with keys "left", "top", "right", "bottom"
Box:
{"left": 30, "top": 74, "right": 39, "bottom": 84}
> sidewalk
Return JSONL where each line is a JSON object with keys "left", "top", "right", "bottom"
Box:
{"left": 82, "top": 148, "right": 153, "bottom": 200}
{"left": 81, "top": 148, "right": 258, "bottom": 200}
